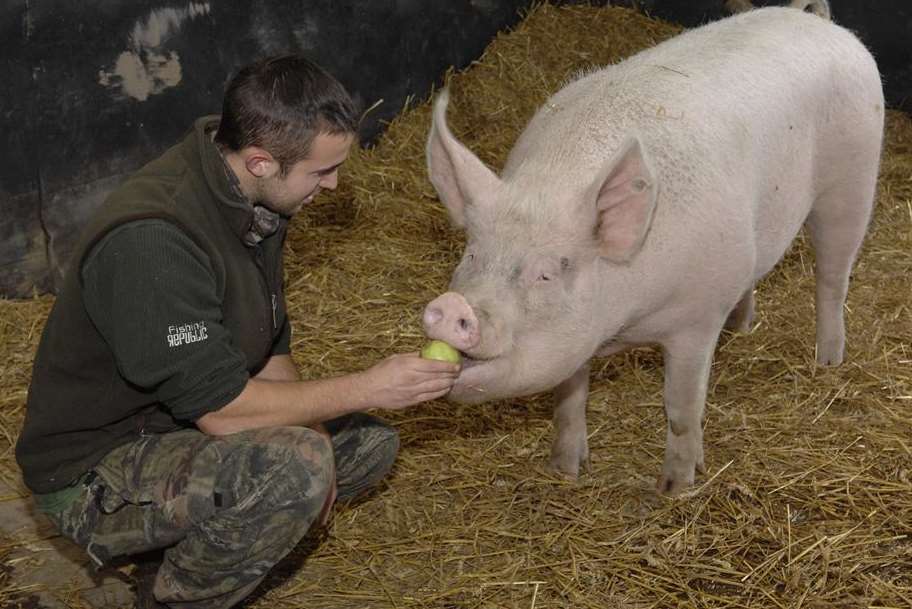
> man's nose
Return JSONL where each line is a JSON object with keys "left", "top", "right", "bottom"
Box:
{"left": 320, "top": 171, "right": 339, "bottom": 190}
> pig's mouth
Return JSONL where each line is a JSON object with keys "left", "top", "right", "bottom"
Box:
{"left": 458, "top": 352, "right": 483, "bottom": 369}
{"left": 457, "top": 345, "right": 500, "bottom": 370}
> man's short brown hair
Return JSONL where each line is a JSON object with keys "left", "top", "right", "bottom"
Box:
{"left": 215, "top": 54, "right": 359, "bottom": 174}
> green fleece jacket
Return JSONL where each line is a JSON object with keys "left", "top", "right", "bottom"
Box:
{"left": 16, "top": 116, "right": 291, "bottom": 494}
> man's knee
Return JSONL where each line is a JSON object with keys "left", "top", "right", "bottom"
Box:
{"left": 346, "top": 412, "right": 399, "bottom": 460}
{"left": 327, "top": 413, "right": 400, "bottom": 501}
{"left": 214, "top": 426, "right": 334, "bottom": 518}
{"left": 366, "top": 417, "right": 400, "bottom": 477}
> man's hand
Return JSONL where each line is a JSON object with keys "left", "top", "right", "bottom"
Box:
{"left": 359, "top": 352, "right": 460, "bottom": 411}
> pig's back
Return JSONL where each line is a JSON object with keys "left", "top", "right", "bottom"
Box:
{"left": 506, "top": 6, "right": 882, "bottom": 278}
{"left": 509, "top": 7, "right": 880, "bottom": 181}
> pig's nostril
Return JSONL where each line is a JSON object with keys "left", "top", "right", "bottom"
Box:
{"left": 458, "top": 318, "right": 471, "bottom": 332}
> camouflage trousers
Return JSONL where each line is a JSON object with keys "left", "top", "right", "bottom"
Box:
{"left": 36, "top": 413, "right": 399, "bottom": 609}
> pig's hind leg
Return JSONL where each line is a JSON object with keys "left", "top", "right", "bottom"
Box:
{"left": 804, "top": 179, "right": 876, "bottom": 366}
{"left": 549, "top": 362, "right": 591, "bottom": 478}
{"left": 724, "top": 285, "right": 755, "bottom": 333}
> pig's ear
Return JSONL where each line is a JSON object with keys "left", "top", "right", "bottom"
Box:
{"left": 426, "top": 89, "right": 501, "bottom": 228}
{"left": 591, "top": 137, "right": 658, "bottom": 263}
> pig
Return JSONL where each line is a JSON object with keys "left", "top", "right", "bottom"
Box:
{"left": 421, "top": 3, "right": 883, "bottom": 494}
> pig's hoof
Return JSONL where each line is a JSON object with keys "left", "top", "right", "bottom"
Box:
{"left": 547, "top": 455, "right": 586, "bottom": 480}
{"left": 816, "top": 344, "right": 844, "bottom": 366}
{"left": 547, "top": 466, "right": 579, "bottom": 481}
{"left": 656, "top": 463, "right": 698, "bottom": 495}
{"left": 656, "top": 473, "right": 690, "bottom": 496}
{"left": 548, "top": 440, "right": 589, "bottom": 480}
{"left": 657, "top": 460, "right": 706, "bottom": 494}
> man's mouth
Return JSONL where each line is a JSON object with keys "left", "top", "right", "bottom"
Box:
{"left": 303, "top": 188, "right": 320, "bottom": 205}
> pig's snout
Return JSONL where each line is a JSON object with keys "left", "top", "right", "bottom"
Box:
{"left": 422, "top": 292, "right": 480, "bottom": 351}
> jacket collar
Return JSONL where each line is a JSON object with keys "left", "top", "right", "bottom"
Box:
{"left": 195, "top": 116, "right": 253, "bottom": 243}
{"left": 194, "top": 116, "right": 285, "bottom": 246}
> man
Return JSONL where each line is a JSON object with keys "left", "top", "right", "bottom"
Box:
{"left": 15, "top": 54, "right": 459, "bottom": 608}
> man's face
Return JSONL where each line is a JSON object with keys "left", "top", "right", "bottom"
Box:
{"left": 258, "top": 132, "right": 354, "bottom": 216}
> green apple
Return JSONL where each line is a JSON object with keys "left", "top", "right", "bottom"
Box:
{"left": 420, "top": 340, "right": 462, "bottom": 364}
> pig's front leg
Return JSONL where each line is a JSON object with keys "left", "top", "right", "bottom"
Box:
{"left": 657, "top": 330, "right": 719, "bottom": 494}
{"left": 549, "top": 362, "right": 590, "bottom": 478}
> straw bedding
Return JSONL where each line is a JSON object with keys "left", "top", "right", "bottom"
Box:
{"left": 1, "top": 3, "right": 910, "bottom": 608}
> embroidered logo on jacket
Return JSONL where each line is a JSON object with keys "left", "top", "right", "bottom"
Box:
{"left": 167, "top": 322, "right": 209, "bottom": 347}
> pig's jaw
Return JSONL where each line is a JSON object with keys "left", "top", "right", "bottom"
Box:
{"left": 447, "top": 354, "right": 512, "bottom": 404}
{"left": 448, "top": 349, "right": 573, "bottom": 404}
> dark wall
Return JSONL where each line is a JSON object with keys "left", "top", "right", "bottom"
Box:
{"left": 2, "top": 0, "right": 909, "bottom": 298}
{"left": 0, "top": 0, "right": 543, "bottom": 297}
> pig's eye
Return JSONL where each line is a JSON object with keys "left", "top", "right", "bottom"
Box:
{"left": 464, "top": 253, "right": 475, "bottom": 263}
{"left": 522, "top": 257, "right": 565, "bottom": 286}
{"left": 538, "top": 257, "right": 570, "bottom": 281}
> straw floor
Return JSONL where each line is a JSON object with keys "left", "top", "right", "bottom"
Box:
{"left": 2, "top": 3, "right": 910, "bottom": 608}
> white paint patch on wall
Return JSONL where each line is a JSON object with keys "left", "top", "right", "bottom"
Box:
{"left": 99, "top": 50, "right": 183, "bottom": 102}
{"left": 97, "top": 2, "right": 211, "bottom": 102}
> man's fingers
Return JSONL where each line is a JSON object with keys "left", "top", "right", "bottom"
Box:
{"left": 416, "top": 375, "right": 458, "bottom": 392}
{"left": 419, "top": 387, "right": 454, "bottom": 402}
{"left": 418, "top": 366, "right": 462, "bottom": 380}
{"left": 422, "top": 375, "right": 460, "bottom": 396}
{"left": 406, "top": 353, "right": 461, "bottom": 371}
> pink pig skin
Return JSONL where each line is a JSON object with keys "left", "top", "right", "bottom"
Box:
{"left": 422, "top": 6, "right": 883, "bottom": 494}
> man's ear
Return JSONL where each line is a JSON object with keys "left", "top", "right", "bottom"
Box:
{"left": 590, "top": 136, "right": 658, "bottom": 263}
{"left": 244, "top": 147, "right": 279, "bottom": 179}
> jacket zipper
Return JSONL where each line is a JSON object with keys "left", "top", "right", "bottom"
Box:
{"left": 271, "top": 293, "right": 277, "bottom": 330}
{"left": 252, "top": 246, "right": 276, "bottom": 331}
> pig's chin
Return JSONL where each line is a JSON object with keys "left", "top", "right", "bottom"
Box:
{"left": 448, "top": 353, "right": 553, "bottom": 404}
{"left": 448, "top": 343, "right": 590, "bottom": 404}
{"left": 447, "top": 354, "right": 511, "bottom": 404}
